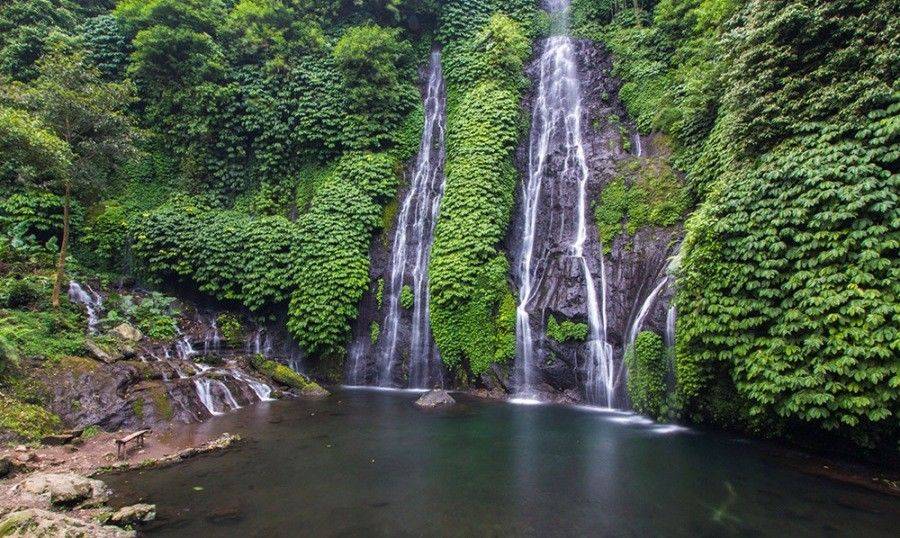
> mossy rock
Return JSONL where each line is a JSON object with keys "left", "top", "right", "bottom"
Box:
{"left": 0, "top": 395, "right": 61, "bottom": 441}
{"left": 250, "top": 356, "right": 328, "bottom": 398}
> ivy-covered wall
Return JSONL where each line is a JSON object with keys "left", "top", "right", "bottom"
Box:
{"left": 428, "top": 1, "right": 537, "bottom": 379}
{"left": 578, "top": 0, "right": 898, "bottom": 448}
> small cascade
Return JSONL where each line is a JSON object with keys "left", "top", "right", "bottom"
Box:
{"left": 67, "top": 281, "right": 103, "bottom": 334}
{"left": 375, "top": 50, "right": 447, "bottom": 388}
{"left": 193, "top": 376, "right": 241, "bottom": 416}
{"left": 625, "top": 277, "right": 669, "bottom": 348}
{"left": 665, "top": 305, "right": 676, "bottom": 350}
{"left": 231, "top": 370, "right": 274, "bottom": 401}
{"left": 203, "top": 315, "right": 221, "bottom": 354}
{"left": 248, "top": 327, "right": 273, "bottom": 357}
{"left": 633, "top": 132, "right": 642, "bottom": 157}
{"left": 346, "top": 340, "right": 367, "bottom": 385}
{"left": 175, "top": 331, "right": 196, "bottom": 361}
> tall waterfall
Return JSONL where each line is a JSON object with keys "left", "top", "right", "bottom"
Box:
{"left": 515, "top": 0, "right": 616, "bottom": 405}
{"left": 376, "top": 50, "right": 447, "bottom": 388}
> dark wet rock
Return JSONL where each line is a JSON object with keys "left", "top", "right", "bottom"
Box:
{"left": 109, "top": 503, "right": 156, "bottom": 526}
{"left": 0, "top": 509, "right": 136, "bottom": 538}
{"left": 504, "top": 38, "right": 681, "bottom": 404}
{"left": 414, "top": 390, "right": 455, "bottom": 408}
{"left": 0, "top": 455, "right": 10, "bottom": 478}
{"left": 85, "top": 338, "right": 115, "bottom": 363}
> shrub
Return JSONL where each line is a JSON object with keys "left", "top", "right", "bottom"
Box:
{"left": 626, "top": 331, "right": 668, "bottom": 419}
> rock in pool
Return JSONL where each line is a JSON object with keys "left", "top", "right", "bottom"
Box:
{"left": 414, "top": 390, "right": 455, "bottom": 408}
{"left": 110, "top": 503, "right": 157, "bottom": 526}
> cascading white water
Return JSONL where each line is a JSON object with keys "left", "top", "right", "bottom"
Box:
{"left": 625, "top": 277, "right": 669, "bottom": 348}
{"left": 203, "top": 315, "right": 221, "bottom": 353}
{"left": 516, "top": 1, "right": 615, "bottom": 405}
{"left": 665, "top": 305, "right": 676, "bottom": 349}
{"left": 375, "top": 50, "right": 447, "bottom": 388}
{"left": 68, "top": 281, "right": 102, "bottom": 334}
{"left": 231, "top": 370, "right": 274, "bottom": 402}
{"left": 633, "top": 132, "right": 643, "bottom": 157}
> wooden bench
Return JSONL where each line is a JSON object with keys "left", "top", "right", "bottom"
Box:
{"left": 116, "top": 429, "right": 150, "bottom": 460}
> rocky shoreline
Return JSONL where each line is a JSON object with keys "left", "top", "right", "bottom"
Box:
{"left": 0, "top": 431, "right": 241, "bottom": 535}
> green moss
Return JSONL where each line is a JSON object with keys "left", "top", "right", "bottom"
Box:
{"left": 380, "top": 198, "right": 398, "bottom": 247}
{"left": 399, "top": 285, "right": 414, "bottom": 310}
{"left": 370, "top": 322, "right": 380, "bottom": 345}
{"left": 149, "top": 385, "right": 174, "bottom": 421}
{"left": 0, "top": 395, "right": 61, "bottom": 441}
{"left": 545, "top": 315, "right": 589, "bottom": 343}
{"left": 131, "top": 397, "right": 144, "bottom": 419}
{"left": 375, "top": 278, "right": 384, "bottom": 308}
{"left": 594, "top": 158, "right": 689, "bottom": 252}
{"left": 250, "top": 355, "right": 325, "bottom": 394}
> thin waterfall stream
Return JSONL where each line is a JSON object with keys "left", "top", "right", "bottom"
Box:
{"left": 371, "top": 50, "right": 447, "bottom": 388}
{"left": 515, "top": 0, "right": 615, "bottom": 405}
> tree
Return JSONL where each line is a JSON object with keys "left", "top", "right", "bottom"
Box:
{"left": 1, "top": 44, "right": 135, "bottom": 309}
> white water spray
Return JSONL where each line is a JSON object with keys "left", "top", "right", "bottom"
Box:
{"left": 68, "top": 281, "right": 103, "bottom": 334}
{"left": 376, "top": 50, "right": 447, "bottom": 388}
{"left": 516, "top": 1, "right": 616, "bottom": 405}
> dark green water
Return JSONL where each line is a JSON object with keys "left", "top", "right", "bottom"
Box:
{"left": 107, "top": 389, "right": 898, "bottom": 537}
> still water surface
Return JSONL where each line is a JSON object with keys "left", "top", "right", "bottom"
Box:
{"left": 107, "top": 389, "right": 898, "bottom": 536}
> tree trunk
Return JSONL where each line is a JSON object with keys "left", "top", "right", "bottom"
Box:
{"left": 51, "top": 181, "right": 71, "bottom": 311}
{"left": 633, "top": 0, "right": 641, "bottom": 27}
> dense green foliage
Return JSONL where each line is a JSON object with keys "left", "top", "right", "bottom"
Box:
{"left": 545, "top": 315, "right": 589, "bottom": 343}
{"left": 287, "top": 152, "right": 401, "bottom": 356}
{"left": 594, "top": 156, "right": 688, "bottom": 250}
{"left": 429, "top": 5, "right": 535, "bottom": 379}
{"left": 625, "top": 330, "right": 668, "bottom": 419}
{"left": 582, "top": 0, "right": 898, "bottom": 446}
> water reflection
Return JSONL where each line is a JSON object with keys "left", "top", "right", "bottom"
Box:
{"left": 106, "top": 391, "right": 899, "bottom": 537}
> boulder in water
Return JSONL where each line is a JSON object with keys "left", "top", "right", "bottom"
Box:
{"left": 109, "top": 503, "right": 156, "bottom": 526}
{"left": 414, "top": 390, "right": 455, "bottom": 408}
{"left": 0, "top": 509, "right": 135, "bottom": 537}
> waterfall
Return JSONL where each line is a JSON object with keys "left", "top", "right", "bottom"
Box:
{"left": 625, "top": 277, "right": 669, "bottom": 348}
{"left": 231, "top": 370, "right": 274, "bottom": 402}
{"left": 193, "top": 376, "right": 241, "bottom": 416}
{"left": 515, "top": 1, "right": 616, "bottom": 405}
{"left": 203, "top": 315, "right": 221, "bottom": 353}
{"left": 665, "top": 305, "right": 676, "bottom": 349}
{"left": 375, "top": 50, "right": 447, "bottom": 388}
{"left": 633, "top": 132, "right": 642, "bottom": 157}
{"left": 68, "top": 281, "right": 103, "bottom": 334}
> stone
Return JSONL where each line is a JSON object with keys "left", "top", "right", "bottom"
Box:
{"left": 0, "top": 508, "right": 135, "bottom": 537}
{"left": 41, "top": 433, "right": 75, "bottom": 446}
{"left": 20, "top": 472, "right": 109, "bottom": 506}
{"left": 0, "top": 456, "right": 10, "bottom": 478}
{"left": 85, "top": 338, "right": 114, "bottom": 364}
{"left": 109, "top": 503, "right": 156, "bottom": 526}
{"left": 414, "top": 389, "right": 456, "bottom": 408}
{"left": 300, "top": 384, "right": 330, "bottom": 399}
{"left": 111, "top": 323, "right": 143, "bottom": 342}
{"left": 14, "top": 445, "right": 27, "bottom": 452}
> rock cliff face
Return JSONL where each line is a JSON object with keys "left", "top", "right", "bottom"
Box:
{"left": 501, "top": 39, "right": 681, "bottom": 404}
